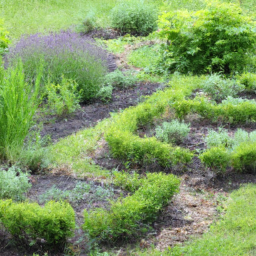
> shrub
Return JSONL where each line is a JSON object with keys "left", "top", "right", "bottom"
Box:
{"left": 0, "top": 19, "right": 10, "bottom": 55}
{"left": 155, "top": 119, "right": 190, "bottom": 144}
{"left": 202, "top": 74, "right": 244, "bottom": 102}
{"left": 205, "top": 128, "right": 234, "bottom": 149}
{"left": 97, "top": 85, "right": 113, "bottom": 102}
{"left": 83, "top": 173, "right": 180, "bottom": 240}
{"left": 103, "top": 69, "right": 137, "bottom": 89}
{"left": 221, "top": 96, "right": 250, "bottom": 105}
{"left": 0, "top": 167, "right": 31, "bottom": 201}
{"left": 0, "top": 61, "right": 41, "bottom": 161}
{"left": 173, "top": 96, "right": 256, "bottom": 124}
{"left": 0, "top": 200, "right": 75, "bottom": 247}
{"left": 45, "top": 77, "right": 81, "bottom": 116}
{"left": 199, "top": 146, "right": 231, "bottom": 173}
{"left": 237, "top": 72, "right": 256, "bottom": 92}
{"left": 5, "top": 31, "right": 108, "bottom": 101}
{"left": 158, "top": 2, "right": 256, "bottom": 74}
{"left": 111, "top": 0, "right": 158, "bottom": 36}
{"left": 113, "top": 171, "right": 143, "bottom": 192}
{"left": 232, "top": 142, "right": 256, "bottom": 173}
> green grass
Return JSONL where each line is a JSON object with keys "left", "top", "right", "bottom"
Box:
{"left": 1, "top": 0, "right": 164, "bottom": 39}
{"left": 136, "top": 184, "right": 256, "bottom": 256}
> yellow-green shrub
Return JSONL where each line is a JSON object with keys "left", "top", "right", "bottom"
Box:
{"left": 83, "top": 173, "right": 180, "bottom": 241}
{"left": 0, "top": 200, "right": 75, "bottom": 246}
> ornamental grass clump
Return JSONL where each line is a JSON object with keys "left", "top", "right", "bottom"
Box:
{"left": 5, "top": 31, "right": 108, "bottom": 101}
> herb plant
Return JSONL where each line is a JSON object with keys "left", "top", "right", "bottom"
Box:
{"left": 155, "top": 119, "right": 190, "bottom": 144}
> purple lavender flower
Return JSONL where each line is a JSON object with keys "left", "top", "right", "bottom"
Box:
{"left": 5, "top": 31, "right": 109, "bottom": 101}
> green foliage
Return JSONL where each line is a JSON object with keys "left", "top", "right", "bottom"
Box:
{"left": 202, "top": 74, "right": 244, "bottom": 102}
{"left": 0, "top": 167, "right": 31, "bottom": 201}
{"left": 83, "top": 173, "right": 180, "bottom": 240}
{"left": 205, "top": 128, "right": 234, "bottom": 148}
{"left": 45, "top": 77, "right": 81, "bottom": 116}
{"left": 111, "top": 0, "right": 158, "bottom": 36}
{"left": 97, "top": 85, "right": 113, "bottom": 102}
{"left": 155, "top": 119, "right": 190, "bottom": 144}
{"left": 0, "top": 200, "right": 75, "bottom": 246}
{"left": 232, "top": 142, "right": 256, "bottom": 173}
{"left": 113, "top": 171, "right": 143, "bottom": 192}
{"left": 199, "top": 146, "right": 231, "bottom": 173}
{"left": 127, "top": 44, "right": 161, "bottom": 69}
{"left": 237, "top": 72, "right": 256, "bottom": 92}
{"left": 103, "top": 69, "right": 138, "bottom": 89}
{"left": 0, "top": 19, "right": 10, "bottom": 54}
{"left": 173, "top": 96, "right": 256, "bottom": 124}
{"left": 77, "top": 15, "right": 97, "bottom": 34}
{"left": 0, "top": 61, "right": 41, "bottom": 161}
{"left": 158, "top": 2, "right": 256, "bottom": 74}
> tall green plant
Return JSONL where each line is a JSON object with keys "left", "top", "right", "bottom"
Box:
{"left": 158, "top": 1, "right": 256, "bottom": 74}
{"left": 0, "top": 61, "right": 41, "bottom": 161}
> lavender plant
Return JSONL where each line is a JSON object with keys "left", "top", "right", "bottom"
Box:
{"left": 5, "top": 31, "right": 108, "bottom": 101}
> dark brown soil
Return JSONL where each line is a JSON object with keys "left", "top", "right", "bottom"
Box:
{"left": 41, "top": 81, "right": 164, "bottom": 141}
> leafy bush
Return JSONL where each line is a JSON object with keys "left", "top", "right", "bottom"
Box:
{"left": 0, "top": 61, "right": 41, "bottom": 161}
{"left": 173, "top": 96, "right": 256, "bottom": 124}
{"left": 158, "top": 2, "right": 256, "bottom": 74}
{"left": 199, "top": 146, "right": 231, "bottom": 173}
{"left": 0, "top": 19, "right": 9, "bottom": 55}
{"left": 0, "top": 200, "right": 75, "bottom": 247}
{"left": 221, "top": 96, "right": 250, "bottom": 106}
{"left": 237, "top": 72, "right": 256, "bottom": 92}
{"left": 205, "top": 128, "right": 234, "bottom": 149}
{"left": 83, "top": 173, "right": 180, "bottom": 240}
{"left": 45, "top": 77, "right": 81, "bottom": 116}
{"left": 5, "top": 31, "right": 108, "bottom": 101}
{"left": 103, "top": 69, "right": 137, "bottom": 89}
{"left": 111, "top": 0, "right": 158, "bottom": 36}
{"left": 155, "top": 119, "right": 190, "bottom": 144}
{"left": 202, "top": 74, "right": 244, "bottom": 102}
{"left": 97, "top": 85, "right": 113, "bottom": 102}
{"left": 107, "top": 129, "right": 192, "bottom": 167}
{"left": 77, "top": 16, "right": 97, "bottom": 34}
{"left": 113, "top": 171, "right": 143, "bottom": 192}
{"left": 232, "top": 142, "right": 256, "bottom": 173}
{"left": 0, "top": 167, "right": 31, "bottom": 201}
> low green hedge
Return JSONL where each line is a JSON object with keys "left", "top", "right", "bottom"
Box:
{"left": 174, "top": 97, "right": 256, "bottom": 124}
{"left": 83, "top": 172, "right": 180, "bottom": 241}
{"left": 200, "top": 142, "right": 256, "bottom": 173}
{"left": 105, "top": 75, "right": 204, "bottom": 167}
{"left": 0, "top": 200, "right": 75, "bottom": 246}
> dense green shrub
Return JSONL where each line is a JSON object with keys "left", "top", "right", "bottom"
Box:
{"left": 113, "top": 171, "right": 143, "bottom": 192}
{"left": 155, "top": 120, "right": 190, "bottom": 144}
{"left": 0, "top": 19, "right": 10, "bottom": 54}
{"left": 0, "top": 200, "right": 75, "bottom": 246}
{"left": 201, "top": 129, "right": 256, "bottom": 173}
{"left": 158, "top": 2, "right": 256, "bottom": 74}
{"left": 83, "top": 173, "right": 180, "bottom": 240}
{"left": 237, "top": 72, "right": 256, "bottom": 92}
{"left": 0, "top": 61, "right": 41, "bottom": 161}
{"left": 202, "top": 74, "right": 244, "bottom": 102}
{"left": 0, "top": 167, "right": 31, "bottom": 201}
{"left": 107, "top": 129, "right": 193, "bottom": 167}
{"left": 103, "top": 69, "right": 138, "bottom": 89}
{"left": 111, "top": 0, "right": 158, "bottom": 36}
{"left": 45, "top": 77, "right": 81, "bottom": 116}
{"left": 173, "top": 96, "right": 256, "bottom": 124}
{"left": 232, "top": 142, "right": 256, "bottom": 173}
{"left": 199, "top": 146, "right": 231, "bottom": 173}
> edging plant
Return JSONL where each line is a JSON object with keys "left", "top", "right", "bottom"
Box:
{"left": 83, "top": 172, "right": 180, "bottom": 241}
{"left": 0, "top": 200, "right": 75, "bottom": 247}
